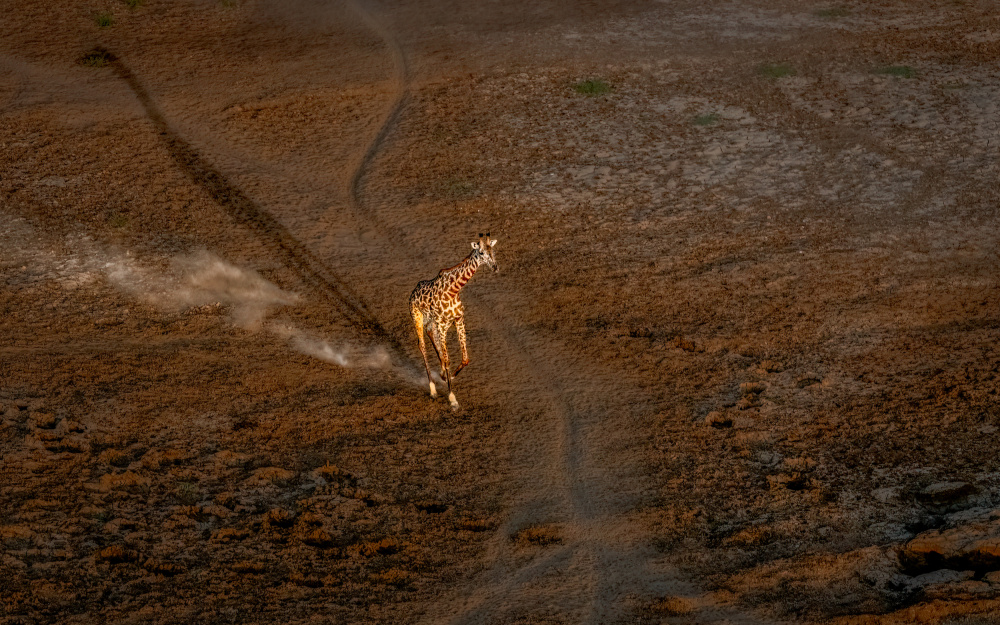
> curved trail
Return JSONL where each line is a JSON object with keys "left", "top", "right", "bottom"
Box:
{"left": 0, "top": 56, "right": 27, "bottom": 114}
{"left": 343, "top": 0, "right": 410, "bottom": 216}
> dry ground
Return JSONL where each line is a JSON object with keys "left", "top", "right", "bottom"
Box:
{"left": 3, "top": 0, "right": 1000, "bottom": 623}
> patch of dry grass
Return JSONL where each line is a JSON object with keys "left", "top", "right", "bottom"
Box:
{"left": 512, "top": 524, "right": 563, "bottom": 546}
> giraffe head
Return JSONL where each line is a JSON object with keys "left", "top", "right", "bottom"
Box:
{"left": 472, "top": 232, "right": 499, "bottom": 272}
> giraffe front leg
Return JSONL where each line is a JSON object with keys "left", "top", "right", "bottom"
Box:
{"left": 454, "top": 316, "right": 470, "bottom": 378}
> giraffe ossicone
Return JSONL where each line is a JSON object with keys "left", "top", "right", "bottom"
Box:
{"left": 409, "top": 233, "right": 499, "bottom": 410}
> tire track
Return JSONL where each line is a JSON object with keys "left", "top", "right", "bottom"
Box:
{"left": 98, "top": 48, "right": 411, "bottom": 366}
{"left": 343, "top": 0, "right": 410, "bottom": 216}
{"left": 0, "top": 55, "right": 27, "bottom": 114}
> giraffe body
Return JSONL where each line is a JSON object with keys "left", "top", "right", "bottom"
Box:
{"left": 410, "top": 234, "right": 498, "bottom": 409}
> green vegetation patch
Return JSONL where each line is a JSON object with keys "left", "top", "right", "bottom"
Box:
{"left": 572, "top": 79, "right": 612, "bottom": 96}
{"left": 107, "top": 212, "right": 129, "bottom": 229}
{"left": 875, "top": 65, "right": 917, "bottom": 79}
{"left": 174, "top": 481, "right": 200, "bottom": 505}
{"left": 694, "top": 113, "right": 719, "bottom": 126}
{"left": 758, "top": 62, "right": 796, "bottom": 79}
{"left": 94, "top": 11, "right": 115, "bottom": 28}
{"left": 444, "top": 178, "right": 477, "bottom": 198}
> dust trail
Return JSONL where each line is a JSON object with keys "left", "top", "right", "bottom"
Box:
{"left": 0, "top": 213, "right": 420, "bottom": 386}
{"left": 103, "top": 249, "right": 424, "bottom": 384}
{"left": 102, "top": 250, "right": 299, "bottom": 331}
{"left": 105, "top": 251, "right": 421, "bottom": 383}
{"left": 269, "top": 324, "right": 426, "bottom": 387}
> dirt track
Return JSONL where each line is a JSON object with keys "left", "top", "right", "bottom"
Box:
{"left": 4, "top": 1, "right": 1000, "bottom": 623}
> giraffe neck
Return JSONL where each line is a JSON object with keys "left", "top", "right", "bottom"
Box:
{"left": 439, "top": 253, "right": 482, "bottom": 296}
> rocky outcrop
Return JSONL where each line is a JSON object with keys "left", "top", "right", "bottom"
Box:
{"left": 900, "top": 510, "right": 1000, "bottom": 575}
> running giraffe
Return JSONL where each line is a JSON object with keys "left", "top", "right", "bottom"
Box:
{"left": 410, "top": 233, "right": 499, "bottom": 409}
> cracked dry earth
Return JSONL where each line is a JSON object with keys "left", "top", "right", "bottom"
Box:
{"left": 4, "top": 0, "right": 1000, "bottom": 623}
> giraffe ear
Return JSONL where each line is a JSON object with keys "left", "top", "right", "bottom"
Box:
{"left": 471, "top": 242, "right": 480, "bottom": 250}
{"left": 489, "top": 238, "right": 498, "bottom": 247}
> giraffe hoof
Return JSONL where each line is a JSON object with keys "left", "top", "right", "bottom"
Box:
{"left": 448, "top": 392, "right": 459, "bottom": 410}
{"left": 429, "top": 381, "right": 437, "bottom": 398}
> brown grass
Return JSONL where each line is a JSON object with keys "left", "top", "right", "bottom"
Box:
{"left": 266, "top": 508, "right": 296, "bottom": 528}
{"left": 650, "top": 596, "right": 694, "bottom": 616}
{"left": 358, "top": 538, "right": 401, "bottom": 557}
{"left": 96, "top": 545, "right": 139, "bottom": 564}
{"left": 513, "top": 524, "right": 563, "bottom": 546}
{"left": 99, "top": 448, "right": 131, "bottom": 467}
{"left": 457, "top": 518, "right": 494, "bottom": 532}
{"left": 370, "top": 568, "right": 413, "bottom": 588}
{"left": 212, "top": 528, "right": 250, "bottom": 542}
{"left": 723, "top": 525, "right": 776, "bottom": 548}
{"left": 233, "top": 560, "right": 266, "bottom": 574}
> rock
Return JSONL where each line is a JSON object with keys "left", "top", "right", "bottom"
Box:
{"left": 923, "top": 579, "right": 995, "bottom": 600}
{"left": 265, "top": 508, "right": 295, "bottom": 528}
{"left": 755, "top": 451, "right": 782, "bottom": 467}
{"left": 767, "top": 472, "right": 808, "bottom": 491}
{"left": 98, "top": 471, "right": 149, "bottom": 491}
{"left": 201, "top": 505, "right": 232, "bottom": 519}
{"left": 212, "top": 450, "right": 249, "bottom": 467}
{"left": 784, "top": 456, "right": 817, "bottom": 472}
{"left": 918, "top": 482, "right": 975, "bottom": 506}
{"left": 304, "top": 528, "right": 335, "bottom": 548}
{"left": 947, "top": 507, "right": 993, "bottom": 524}
{"left": 901, "top": 510, "right": 1000, "bottom": 573}
{"left": 910, "top": 568, "right": 974, "bottom": 587}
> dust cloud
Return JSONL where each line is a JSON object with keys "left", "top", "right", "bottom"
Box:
{"left": 103, "top": 250, "right": 298, "bottom": 331}
{"left": 268, "top": 323, "right": 425, "bottom": 387}
{"left": 1, "top": 213, "right": 417, "bottom": 384}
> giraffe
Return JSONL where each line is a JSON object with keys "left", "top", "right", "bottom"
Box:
{"left": 410, "top": 233, "right": 498, "bottom": 410}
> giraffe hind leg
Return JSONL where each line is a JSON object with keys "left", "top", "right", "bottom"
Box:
{"left": 431, "top": 321, "right": 459, "bottom": 410}
{"left": 425, "top": 326, "right": 445, "bottom": 382}
{"left": 412, "top": 307, "right": 437, "bottom": 398}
